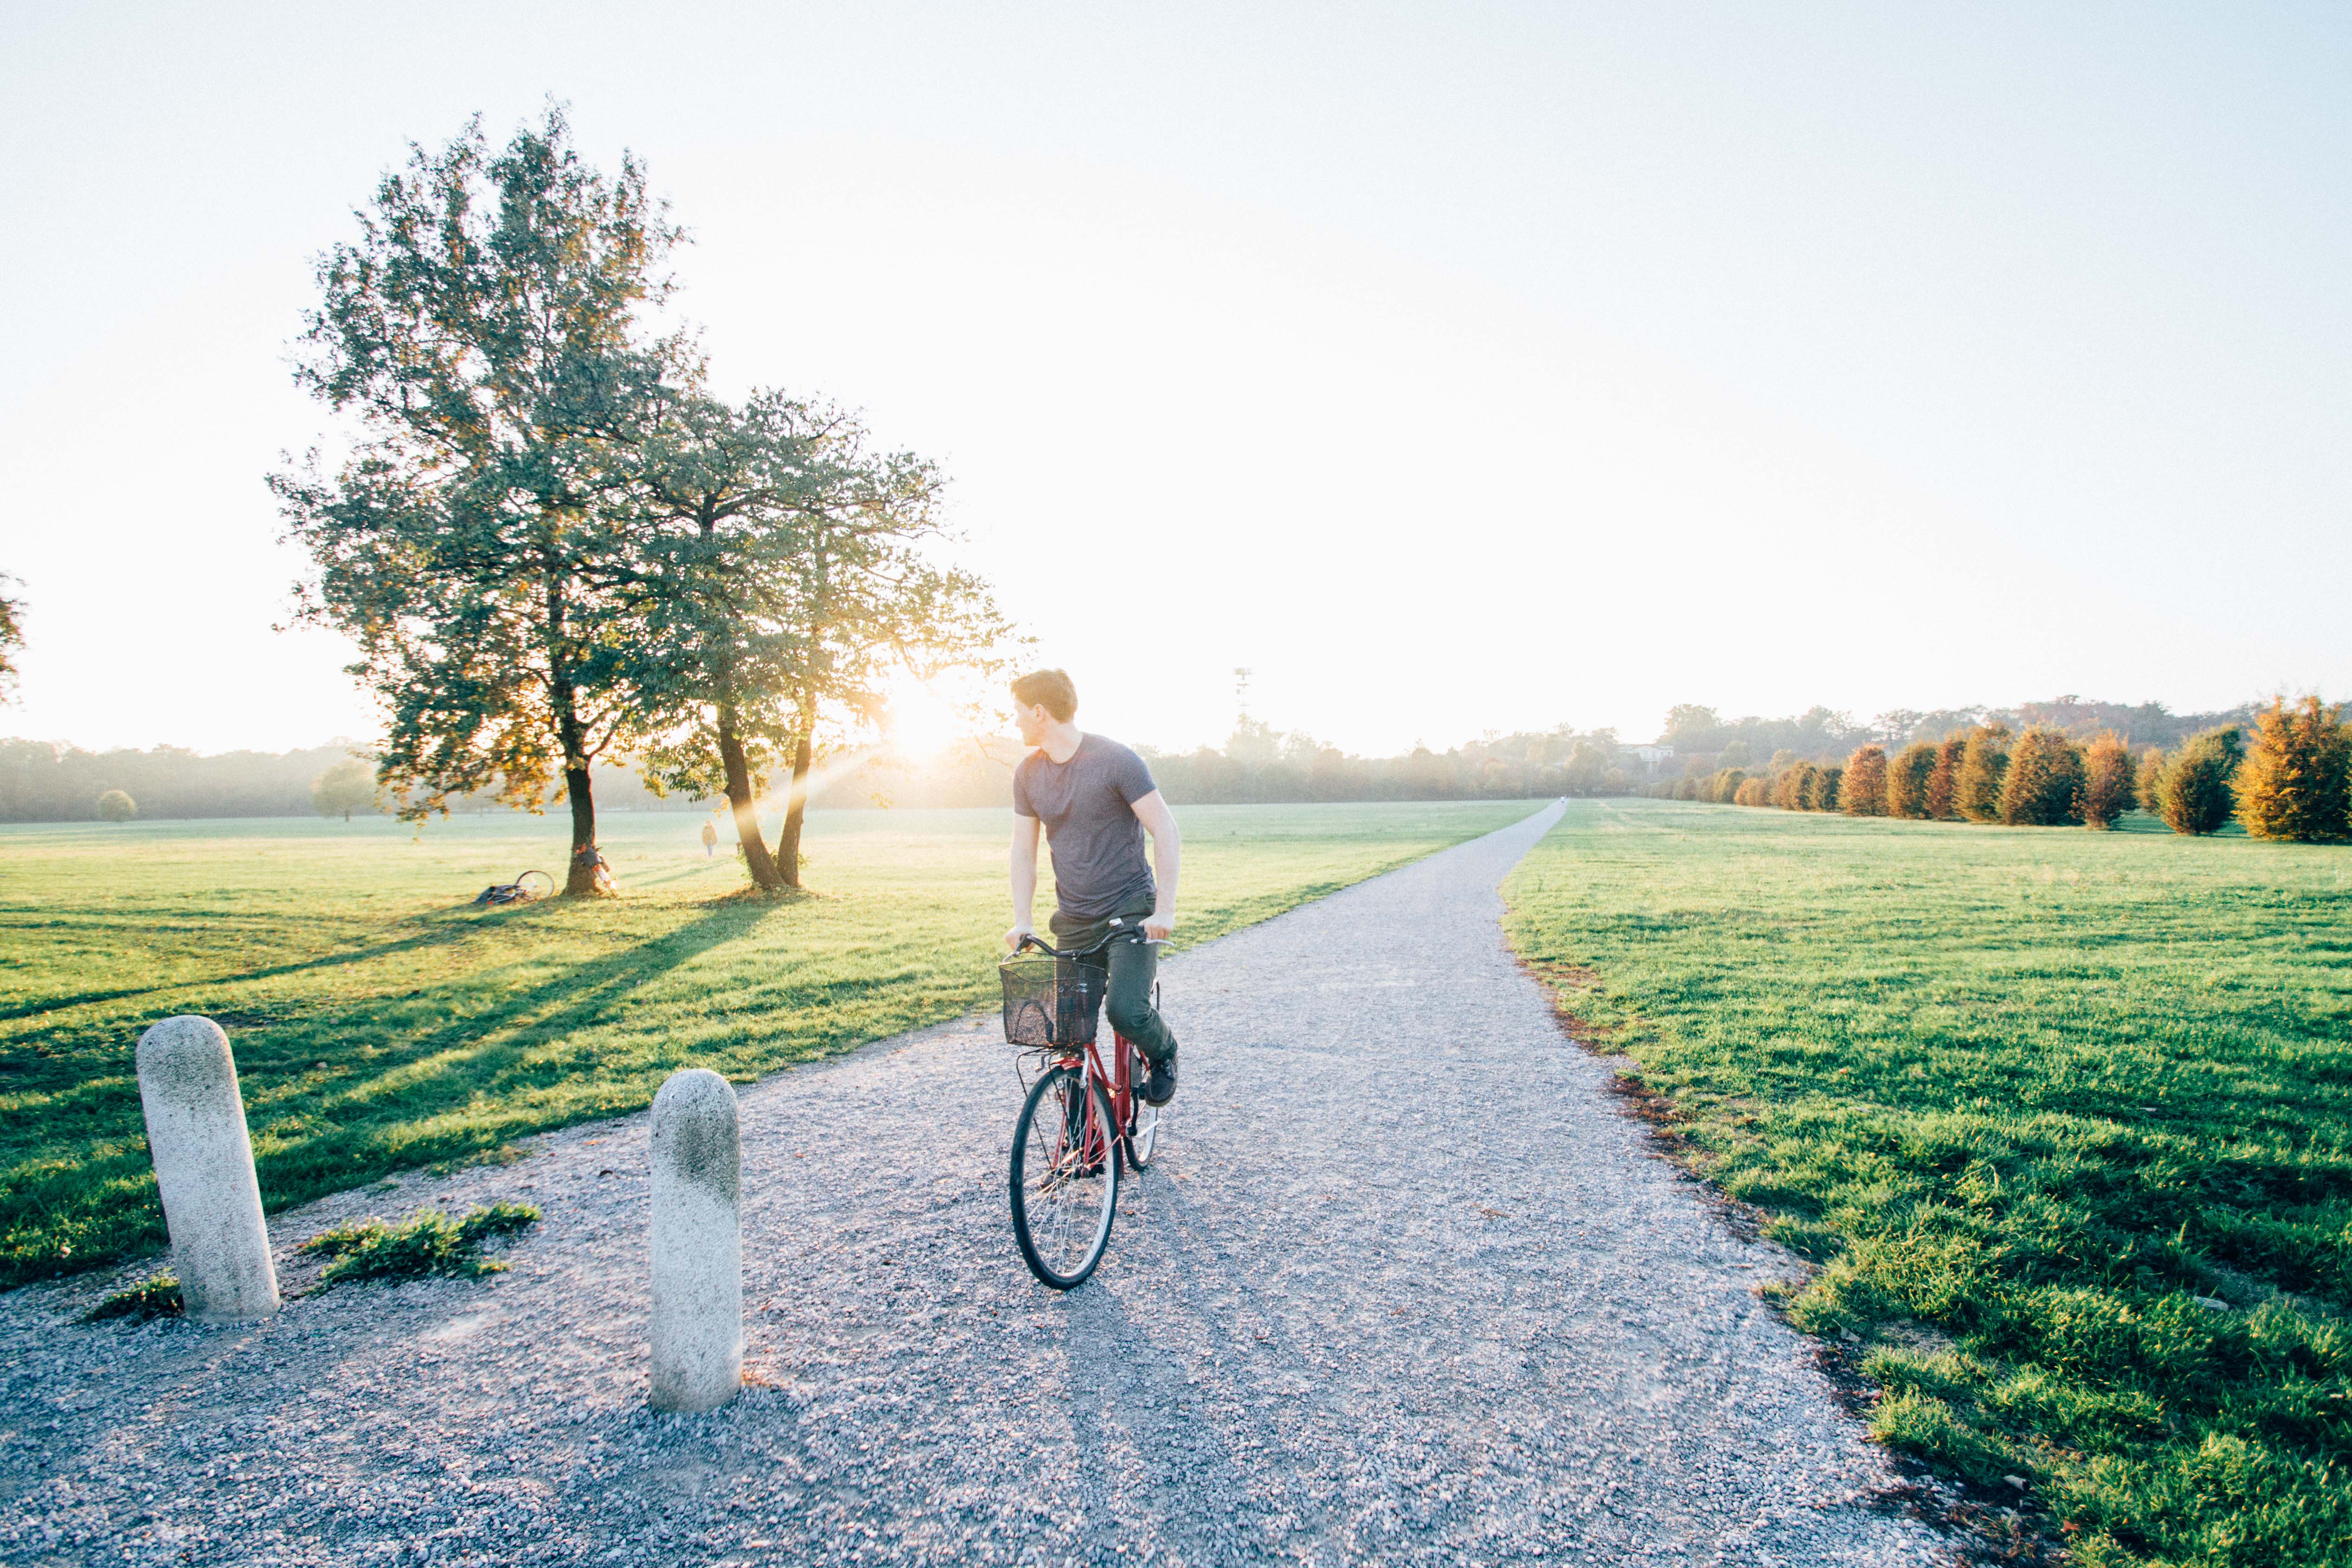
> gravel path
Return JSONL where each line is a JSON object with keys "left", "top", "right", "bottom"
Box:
{"left": 3, "top": 802, "right": 1950, "bottom": 1566}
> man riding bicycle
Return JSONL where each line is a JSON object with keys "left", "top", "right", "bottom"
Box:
{"left": 1005, "top": 668, "right": 1183, "bottom": 1106}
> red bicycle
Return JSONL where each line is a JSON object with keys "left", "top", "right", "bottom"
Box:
{"left": 1000, "top": 922, "right": 1163, "bottom": 1289}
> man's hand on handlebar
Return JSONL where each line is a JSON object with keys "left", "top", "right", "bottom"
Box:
{"left": 1005, "top": 922, "right": 1035, "bottom": 953}
{"left": 1144, "top": 912, "right": 1176, "bottom": 942}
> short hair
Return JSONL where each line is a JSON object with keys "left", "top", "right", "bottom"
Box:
{"left": 1010, "top": 668, "right": 1078, "bottom": 722}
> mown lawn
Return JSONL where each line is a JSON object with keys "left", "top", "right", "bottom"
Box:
{"left": 1504, "top": 799, "right": 2352, "bottom": 1568}
{"left": 2, "top": 798, "right": 1539, "bottom": 1286}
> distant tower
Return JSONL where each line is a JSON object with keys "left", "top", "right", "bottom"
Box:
{"left": 1233, "top": 667, "right": 1253, "bottom": 724}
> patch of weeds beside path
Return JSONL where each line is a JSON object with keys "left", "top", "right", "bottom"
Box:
{"left": 303, "top": 1202, "right": 539, "bottom": 1287}
{"left": 1505, "top": 799, "right": 2352, "bottom": 1568}
{"left": 82, "top": 1271, "right": 183, "bottom": 1323}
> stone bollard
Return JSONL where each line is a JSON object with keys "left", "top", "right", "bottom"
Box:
{"left": 135, "top": 1016, "right": 280, "bottom": 1322}
{"left": 648, "top": 1068, "right": 741, "bottom": 1412}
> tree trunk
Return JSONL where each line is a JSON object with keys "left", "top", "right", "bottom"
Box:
{"left": 547, "top": 569, "right": 605, "bottom": 898}
{"left": 562, "top": 761, "right": 599, "bottom": 894}
{"left": 553, "top": 683, "right": 600, "bottom": 897}
{"left": 717, "top": 702, "right": 783, "bottom": 888}
{"left": 773, "top": 703, "right": 815, "bottom": 889}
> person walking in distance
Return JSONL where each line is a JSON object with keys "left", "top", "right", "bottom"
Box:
{"left": 1006, "top": 668, "right": 1183, "bottom": 1105}
{"left": 700, "top": 819, "right": 718, "bottom": 858}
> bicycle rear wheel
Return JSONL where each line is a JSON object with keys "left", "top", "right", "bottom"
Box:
{"left": 514, "top": 869, "right": 554, "bottom": 900}
{"left": 1010, "top": 1062, "right": 1119, "bottom": 1289}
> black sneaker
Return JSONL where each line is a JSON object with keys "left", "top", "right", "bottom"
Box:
{"left": 1138, "top": 1047, "right": 1178, "bottom": 1106}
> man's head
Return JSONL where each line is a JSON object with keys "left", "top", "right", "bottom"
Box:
{"left": 1010, "top": 669, "right": 1078, "bottom": 745}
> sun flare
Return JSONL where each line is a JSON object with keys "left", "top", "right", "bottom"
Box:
{"left": 883, "top": 676, "right": 966, "bottom": 761}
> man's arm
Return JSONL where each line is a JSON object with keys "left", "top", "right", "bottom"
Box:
{"left": 1131, "top": 789, "right": 1182, "bottom": 940}
{"left": 1007, "top": 812, "right": 1041, "bottom": 951}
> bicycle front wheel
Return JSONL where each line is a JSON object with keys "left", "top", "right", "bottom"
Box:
{"left": 1010, "top": 1062, "right": 1119, "bottom": 1289}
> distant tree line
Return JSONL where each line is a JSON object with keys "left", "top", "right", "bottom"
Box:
{"left": 1140, "top": 719, "right": 1626, "bottom": 805}
{"left": 1653, "top": 696, "right": 2350, "bottom": 843}
{"left": 1654, "top": 695, "right": 2264, "bottom": 772}
{"left": 0, "top": 738, "right": 714, "bottom": 824}
{"left": 0, "top": 718, "right": 1615, "bottom": 822}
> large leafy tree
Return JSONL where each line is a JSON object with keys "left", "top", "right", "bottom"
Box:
{"left": 618, "top": 391, "right": 819, "bottom": 889}
{"left": 763, "top": 441, "right": 1006, "bottom": 886}
{"left": 274, "top": 108, "right": 683, "bottom": 894}
{"left": 620, "top": 390, "right": 1008, "bottom": 889}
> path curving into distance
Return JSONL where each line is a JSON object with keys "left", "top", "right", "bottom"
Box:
{"left": 2, "top": 803, "right": 1948, "bottom": 1566}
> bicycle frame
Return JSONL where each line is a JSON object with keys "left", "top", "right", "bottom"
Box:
{"left": 1012, "top": 925, "right": 1152, "bottom": 1157}
{"left": 1036, "top": 1026, "right": 1140, "bottom": 1169}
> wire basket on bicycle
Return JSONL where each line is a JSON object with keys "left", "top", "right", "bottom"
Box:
{"left": 999, "top": 952, "right": 1109, "bottom": 1048}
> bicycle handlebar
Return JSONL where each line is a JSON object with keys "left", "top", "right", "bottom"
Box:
{"left": 1012, "top": 916, "right": 1166, "bottom": 960}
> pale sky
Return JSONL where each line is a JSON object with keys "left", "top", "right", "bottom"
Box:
{"left": 4, "top": 3, "right": 2347, "bottom": 758}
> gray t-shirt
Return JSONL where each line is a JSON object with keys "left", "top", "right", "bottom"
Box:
{"left": 1013, "top": 734, "right": 1158, "bottom": 922}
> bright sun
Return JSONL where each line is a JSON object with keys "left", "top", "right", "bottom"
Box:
{"left": 884, "top": 676, "right": 965, "bottom": 761}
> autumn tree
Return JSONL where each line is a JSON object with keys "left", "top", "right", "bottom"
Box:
{"left": 97, "top": 789, "right": 135, "bottom": 822}
{"left": 275, "top": 108, "right": 684, "bottom": 895}
{"left": 1886, "top": 742, "right": 1935, "bottom": 819}
{"left": 1778, "top": 763, "right": 1814, "bottom": 810}
{"left": 2233, "top": 696, "right": 2350, "bottom": 842}
{"left": 2079, "top": 733, "right": 2135, "bottom": 829}
{"left": 1955, "top": 724, "right": 2011, "bottom": 822}
{"left": 311, "top": 759, "right": 377, "bottom": 821}
{"left": 1802, "top": 763, "right": 1841, "bottom": 811}
{"left": 2157, "top": 726, "right": 2243, "bottom": 835}
{"left": 1997, "top": 727, "right": 2086, "bottom": 826}
{"left": 1842, "top": 745, "right": 1889, "bottom": 817}
{"left": 1925, "top": 734, "right": 1967, "bottom": 820}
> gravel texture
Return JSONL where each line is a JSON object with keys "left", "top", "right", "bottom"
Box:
{"left": 2, "top": 802, "right": 1951, "bottom": 1566}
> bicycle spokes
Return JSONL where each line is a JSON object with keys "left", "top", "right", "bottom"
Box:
{"left": 1010, "top": 1062, "right": 1118, "bottom": 1288}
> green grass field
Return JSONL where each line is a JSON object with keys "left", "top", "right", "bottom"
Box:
{"left": 2, "top": 798, "right": 1538, "bottom": 1288}
{"left": 1504, "top": 799, "right": 2352, "bottom": 1568}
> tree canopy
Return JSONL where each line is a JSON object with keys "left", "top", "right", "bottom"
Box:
{"left": 276, "top": 107, "right": 688, "bottom": 892}
{"left": 618, "top": 390, "right": 1005, "bottom": 887}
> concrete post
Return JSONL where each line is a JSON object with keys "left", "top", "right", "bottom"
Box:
{"left": 134, "top": 1016, "right": 280, "bottom": 1322}
{"left": 649, "top": 1068, "right": 741, "bottom": 1412}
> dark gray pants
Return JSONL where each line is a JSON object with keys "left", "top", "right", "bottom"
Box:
{"left": 1051, "top": 907, "right": 1177, "bottom": 1063}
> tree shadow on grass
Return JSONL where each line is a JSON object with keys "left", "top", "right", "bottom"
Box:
{"left": 0, "top": 901, "right": 575, "bottom": 1025}
{"left": 0, "top": 895, "right": 802, "bottom": 1289}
